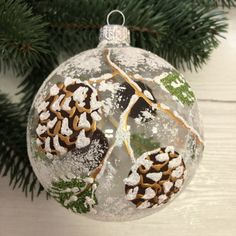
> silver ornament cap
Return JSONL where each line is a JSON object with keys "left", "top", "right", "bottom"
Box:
{"left": 98, "top": 10, "right": 130, "bottom": 47}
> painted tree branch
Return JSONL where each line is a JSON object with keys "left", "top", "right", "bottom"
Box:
{"left": 104, "top": 48, "right": 204, "bottom": 145}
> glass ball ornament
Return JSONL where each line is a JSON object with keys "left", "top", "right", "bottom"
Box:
{"left": 27, "top": 10, "right": 204, "bottom": 221}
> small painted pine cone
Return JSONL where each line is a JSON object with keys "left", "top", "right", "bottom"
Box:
{"left": 116, "top": 81, "right": 157, "bottom": 122}
{"left": 124, "top": 146, "right": 186, "bottom": 209}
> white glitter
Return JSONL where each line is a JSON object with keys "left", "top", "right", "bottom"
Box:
{"left": 143, "top": 90, "right": 154, "bottom": 100}
{"left": 64, "top": 195, "right": 78, "bottom": 206}
{"left": 51, "top": 94, "right": 65, "bottom": 111}
{"left": 163, "top": 181, "right": 173, "bottom": 194}
{"left": 90, "top": 92, "right": 101, "bottom": 110}
{"left": 36, "top": 124, "right": 47, "bottom": 136}
{"left": 36, "top": 138, "right": 42, "bottom": 146}
{"left": 44, "top": 137, "right": 51, "bottom": 152}
{"left": 155, "top": 153, "right": 169, "bottom": 162}
{"left": 64, "top": 77, "right": 77, "bottom": 87}
{"left": 123, "top": 172, "right": 140, "bottom": 186}
{"left": 175, "top": 179, "right": 183, "bottom": 188}
{"left": 39, "top": 110, "right": 50, "bottom": 121}
{"left": 98, "top": 81, "right": 120, "bottom": 93}
{"left": 137, "top": 200, "right": 151, "bottom": 209}
{"left": 142, "top": 187, "right": 156, "bottom": 200}
{"left": 73, "top": 86, "right": 88, "bottom": 107}
{"left": 91, "top": 111, "right": 101, "bottom": 121}
{"left": 62, "top": 97, "right": 72, "bottom": 111}
{"left": 53, "top": 135, "right": 67, "bottom": 155}
{"left": 171, "top": 79, "right": 183, "bottom": 88}
{"left": 165, "top": 146, "right": 175, "bottom": 154}
{"left": 76, "top": 130, "right": 90, "bottom": 149}
{"left": 84, "top": 177, "right": 94, "bottom": 184}
{"left": 50, "top": 84, "right": 60, "bottom": 96}
{"left": 78, "top": 112, "right": 91, "bottom": 129}
{"left": 168, "top": 156, "right": 182, "bottom": 169}
{"left": 37, "top": 101, "right": 49, "bottom": 113}
{"left": 152, "top": 127, "right": 158, "bottom": 134}
{"left": 46, "top": 153, "right": 54, "bottom": 159}
{"left": 126, "top": 187, "right": 139, "bottom": 201}
{"left": 171, "top": 166, "right": 184, "bottom": 178}
{"left": 47, "top": 117, "right": 57, "bottom": 129}
{"left": 158, "top": 194, "right": 167, "bottom": 204}
{"left": 141, "top": 110, "right": 155, "bottom": 120}
{"left": 146, "top": 172, "right": 162, "bottom": 182}
{"left": 61, "top": 118, "right": 73, "bottom": 136}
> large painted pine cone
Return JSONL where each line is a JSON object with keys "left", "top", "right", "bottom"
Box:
{"left": 124, "top": 146, "right": 186, "bottom": 209}
{"left": 36, "top": 78, "right": 104, "bottom": 158}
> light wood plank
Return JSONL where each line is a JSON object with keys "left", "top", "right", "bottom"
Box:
{"left": 183, "top": 10, "right": 236, "bottom": 101}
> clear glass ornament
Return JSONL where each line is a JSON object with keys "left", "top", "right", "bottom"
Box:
{"left": 27, "top": 10, "right": 204, "bottom": 221}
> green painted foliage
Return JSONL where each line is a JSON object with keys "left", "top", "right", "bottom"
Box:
{"left": 160, "top": 73, "right": 196, "bottom": 106}
{"left": 49, "top": 176, "right": 98, "bottom": 214}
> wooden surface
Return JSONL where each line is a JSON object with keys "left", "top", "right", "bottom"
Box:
{"left": 1, "top": 10, "right": 236, "bottom": 236}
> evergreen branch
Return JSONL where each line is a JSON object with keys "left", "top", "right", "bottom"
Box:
{"left": 0, "top": 92, "right": 44, "bottom": 198}
{"left": 28, "top": 0, "right": 228, "bottom": 70}
{"left": 0, "top": 0, "right": 50, "bottom": 74}
{"left": 196, "top": 0, "right": 236, "bottom": 8}
{"left": 18, "top": 60, "right": 57, "bottom": 113}
{"left": 155, "top": 2, "right": 228, "bottom": 70}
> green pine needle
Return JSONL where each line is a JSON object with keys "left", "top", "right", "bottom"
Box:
{"left": 0, "top": 92, "right": 44, "bottom": 198}
{"left": 160, "top": 72, "right": 196, "bottom": 106}
{"left": 49, "top": 176, "right": 98, "bottom": 213}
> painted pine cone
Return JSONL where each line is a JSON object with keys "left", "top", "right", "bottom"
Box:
{"left": 124, "top": 146, "right": 186, "bottom": 209}
{"left": 35, "top": 78, "right": 104, "bottom": 158}
{"left": 116, "top": 81, "right": 157, "bottom": 122}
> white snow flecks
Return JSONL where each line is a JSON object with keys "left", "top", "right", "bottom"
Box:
{"left": 91, "top": 111, "right": 101, "bottom": 121}
{"left": 53, "top": 135, "right": 67, "bottom": 155}
{"left": 36, "top": 124, "right": 47, "bottom": 136}
{"left": 163, "top": 181, "right": 173, "bottom": 194}
{"left": 146, "top": 172, "right": 162, "bottom": 182}
{"left": 158, "top": 194, "right": 167, "bottom": 204}
{"left": 101, "top": 98, "right": 113, "bottom": 116}
{"left": 51, "top": 94, "right": 65, "bottom": 112}
{"left": 73, "top": 86, "right": 88, "bottom": 107}
{"left": 137, "top": 200, "right": 151, "bottom": 209}
{"left": 44, "top": 137, "right": 52, "bottom": 153}
{"left": 142, "top": 187, "right": 156, "bottom": 200}
{"left": 175, "top": 179, "right": 183, "bottom": 188}
{"left": 165, "top": 146, "right": 175, "bottom": 154}
{"left": 47, "top": 117, "right": 57, "bottom": 129}
{"left": 123, "top": 172, "right": 140, "bottom": 186}
{"left": 78, "top": 112, "right": 91, "bottom": 129}
{"left": 64, "top": 77, "right": 77, "bottom": 87}
{"left": 168, "top": 155, "right": 182, "bottom": 169}
{"left": 171, "top": 166, "right": 184, "bottom": 178}
{"left": 155, "top": 153, "right": 169, "bottom": 162}
{"left": 141, "top": 110, "right": 155, "bottom": 120}
{"left": 144, "top": 90, "right": 154, "bottom": 100}
{"left": 98, "top": 80, "right": 120, "bottom": 94}
{"left": 39, "top": 110, "right": 50, "bottom": 121}
{"left": 50, "top": 84, "right": 60, "bottom": 96}
{"left": 126, "top": 187, "right": 139, "bottom": 201}
{"left": 61, "top": 118, "right": 73, "bottom": 136}
{"left": 37, "top": 101, "right": 49, "bottom": 114}
{"left": 76, "top": 130, "right": 90, "bottom": 149}
{"left": 62, "top": 97, "right": 72, "bottom": 111}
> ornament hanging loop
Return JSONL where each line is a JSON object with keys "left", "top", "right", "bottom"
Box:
{"left": 106, "top": 10, "right": 125, "bottom": 26}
